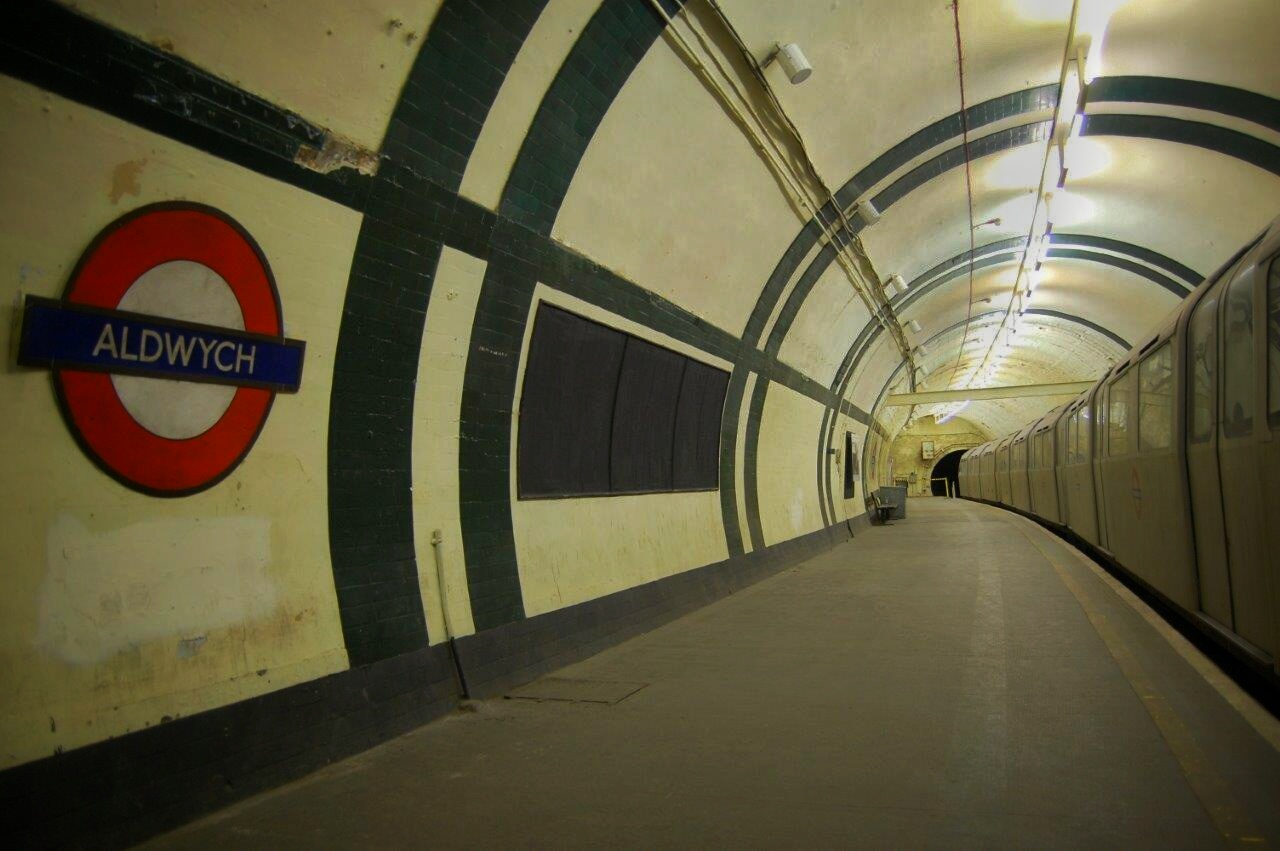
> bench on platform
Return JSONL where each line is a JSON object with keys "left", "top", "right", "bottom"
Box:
{"left": 870, "top": 492, "right": 898, "bottom": 524}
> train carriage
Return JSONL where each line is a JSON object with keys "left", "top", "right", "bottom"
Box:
{"left": 958, "top": 217, "right": 1280, "bottom": 677}
{"left": 1027, "top": 405, "right": 1066, "bottom": 523}
{"left": 1009, "top": 422, "right": 1036, "bottom": 513}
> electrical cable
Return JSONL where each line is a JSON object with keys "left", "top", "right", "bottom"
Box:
{"left": 945, "top": 0, "right": 980, "bottom": 389}
{"left": 643, "top": 0, "right": 914, "bottom": 368}
{"left": 965, "top": 0, "right": 1082, "bottom": 390}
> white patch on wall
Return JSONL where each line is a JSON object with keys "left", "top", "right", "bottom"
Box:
{"left": 790, "top": 487, "right": 807, "bottom": 533}
{"left": 37, "top": 514, "right": 276, "bottom": 665}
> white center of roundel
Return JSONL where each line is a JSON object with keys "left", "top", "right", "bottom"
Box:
{"left": 112, "top": 260, "right": 246, "bottom": 440}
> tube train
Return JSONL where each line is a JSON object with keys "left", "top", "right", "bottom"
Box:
{"left": 958, "top": 216, "right": 1280, "bottom": 678}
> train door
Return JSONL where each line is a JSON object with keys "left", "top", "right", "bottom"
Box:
{"left": 1102, "top": 370, "right": 1140, "bottom": 562}
{"left": 997, "top": 439, "right": 1013, "bottom": 504}
{"left": 1263, "top": 253, "right": 1280, "bottom": 669}
{"left": 1055, "top": 406, "right": 1071, "bottom": 528}
{"left": 1186, "top": 281, "right": 1233, "bottom": 627}
{"left": 1134, "top": 336, "right": 1197, "bottom": 608}
{"left": 1217, "top": 260, "right": 1272, "bottom": 655}
{"left": 1091, "top": 381, "right": 1113, "bottom": 553}
{"left": 988, "top": 445, "right": 998, "bottom": 499}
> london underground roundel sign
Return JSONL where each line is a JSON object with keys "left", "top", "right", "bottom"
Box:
{"left": 17, "top": 203, "right": 305, "bottom": 496}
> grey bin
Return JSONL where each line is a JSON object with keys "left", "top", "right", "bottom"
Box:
{"left": 877, "top": 486, "right": 907, "bottom": 520}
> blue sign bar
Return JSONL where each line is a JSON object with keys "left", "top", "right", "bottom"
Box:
{"left": 18, "top": 296, "right": 305, "bottom": 392}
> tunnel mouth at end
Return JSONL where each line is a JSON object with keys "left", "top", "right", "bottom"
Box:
{"left": 930, "top": 449, "right": 966, "bottom": 496}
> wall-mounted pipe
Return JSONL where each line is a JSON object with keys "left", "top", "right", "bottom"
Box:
{"left": 430, "top": 529, "right": 470, "bottom": 697}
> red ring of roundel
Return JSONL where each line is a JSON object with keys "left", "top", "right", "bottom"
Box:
{"left": 56, "top": 202, "right": 282, "bottom": 496}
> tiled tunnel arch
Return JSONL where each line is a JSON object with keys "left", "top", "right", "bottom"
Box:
{"left": 4, "top": 2, "right": 1280, "bottom": 844}
{"left": 737, "top": 78, "right": 1280, "bottom": 551}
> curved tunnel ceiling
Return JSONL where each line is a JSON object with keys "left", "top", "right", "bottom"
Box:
{"left": 708, "top": 0, "right": 1280, "bottom": 441}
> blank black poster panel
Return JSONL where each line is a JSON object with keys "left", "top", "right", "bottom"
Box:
{"left": 844, "top": 431, "right": 857, "bottom": 498}
{"left": 518, "top": 304, "right": 626, "bottom": 497}
{"left": 610, "top": 337, "right": 686, "bottom": 492}
{"left": 673, "top": 360, "right": 729, "bottom": 489}
{"left": 517, "top": 303, "right": 730, "bottom": 499}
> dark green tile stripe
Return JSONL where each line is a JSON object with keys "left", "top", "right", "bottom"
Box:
{"left": 835, "top": 244, "right": 1157, "bottom": 414}
{"left": 720, "top": 85, "right": 1057, "bottom": 554}
{"left": 741, "top": 379, "right": 770, "bottom": 550}
{"left": 500, "top": 0, "right": 679, "bottom": 234}
{"left": 1026, "top": 308, "right": 1130, "bottom": 349}
{"left": 818, "top": 402, "right": 844, "bottom": 525}
{"left": 782, "top": 79, "right": 1280, "bottom": 523}
{"left": 1088, "top": 76, "right": 1280, "bottom": 134}
{"left": 382, "top": 0, "right": 546, "bottom": 192}
{"left": 815, "top": 229, "right": 1197, "bottom": 506}
{"left": 763, "top": 243, "right": 840, "bottom": 355}
{"left": 748, "top": 121, "right": 1050, "bottom": 544}
{"left": 1081, "top": 113, "right": 1280, "bottom": 176}
{"left": 895, "top": 252, "right": 1024, "bottom": 316}
{"left": 870, "top": 120, "right": 1053, "bottom": 212}
{"left": 1050, "top": 233, "right": 1202, "bottom": 284}
{"left": 328, "top": 0, "right": 548, "bottom": 665}
{"left": 829, "top": 85, "right": 1059, "bottom": 215}
{"left": 793, "top": 104, "right": 1233, "bottom": 516}
{"left": 860, "top": 308, "right": 1129, "bottom": 469}
{"left": 2, "top": 0, "right": 373, "bottom": 213}
{"left": 1045, "top": 247, "right": 1192, "bottom": 297}
{"left": 911, "top": 237, "right": 1028, "bottom": 287}
{"left": 718, "top": 222, "right": 823, "bottom": 556}
{"left": 458, "top": 0, "right": 676, "bottom": 632}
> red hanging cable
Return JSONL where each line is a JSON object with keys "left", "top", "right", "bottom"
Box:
{"left": 947, "top": 0, "right": 979, "bottom": 388}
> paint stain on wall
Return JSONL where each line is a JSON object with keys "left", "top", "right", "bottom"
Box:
{"left": 108, "top": 158, "right": 147, "bottom": 204}
{"left": 37, "top": 513, "right": 276, "bottom": 665}
{"left": 789, "top": 487, "right": 806, "bottom": 532}
{"left": 176, "top": 635, "right": 207, "bottom": 658}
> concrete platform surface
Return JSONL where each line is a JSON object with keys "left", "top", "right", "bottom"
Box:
{"left": 145, "top": 499, "right": 1280, "bottom": 849}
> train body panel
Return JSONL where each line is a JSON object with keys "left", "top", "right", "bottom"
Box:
{"left": 996, "top": 436, "right": 1014, "bottom": 505}
{"left": 1028, "top": 409, "right": 1063, "bottom": 523}
{"left": 1214, "top": 232, "right": 1280, "bottom": 660}
{"left": 951, "top": 217, "right": 1279, "bottom": 676}
{"left": 1009, "top": 423, "right": 1035, "bottom": 513}
{"left": 1061, "top": 394, "right": 1101, "bottom": 546}
{"left": 1185, "top": 269, "right": 1235, "bottom": 628}
{"left": 1099, "top": 325, "right": 1198, "bottom": 611}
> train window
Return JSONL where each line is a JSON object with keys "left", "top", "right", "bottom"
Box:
{"left": 1056, "top": 415, "right": 1068, "bottom": 465}
{"left": 1222, "top": 269, "right": 1254, "bottom": 438}
{"left": 1067, "top": 412, "right": 1078, "bottom": 463}
{"left": 1079, "top": 405, "right": 1092, "bottom": 461}
{"left": 1268, "top": 258, "right": 1279, "bottom": 423}
{"left": 1138, "top": 343, "right": 1173, "bottom": 452}
{"left": 1108, "top": 374, "right": 1130, "bottom": 456}
{"left": 1189, "top": 292, "right": 1218, "bottom": 444}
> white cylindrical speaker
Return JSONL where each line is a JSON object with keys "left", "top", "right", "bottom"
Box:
{"left": 776, "top": 42, "right": 812, "bottom": 84}
{"left": 856, "top": 199, "right": 880, "bottom": 226}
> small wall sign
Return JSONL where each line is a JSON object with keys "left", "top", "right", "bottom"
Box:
{"left": 17, "top": 202, "right": 305, "bottom": 496}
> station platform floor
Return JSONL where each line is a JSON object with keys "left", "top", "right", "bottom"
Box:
{"left": 147, "top": 499, "right": 1280, "bottom": 849}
